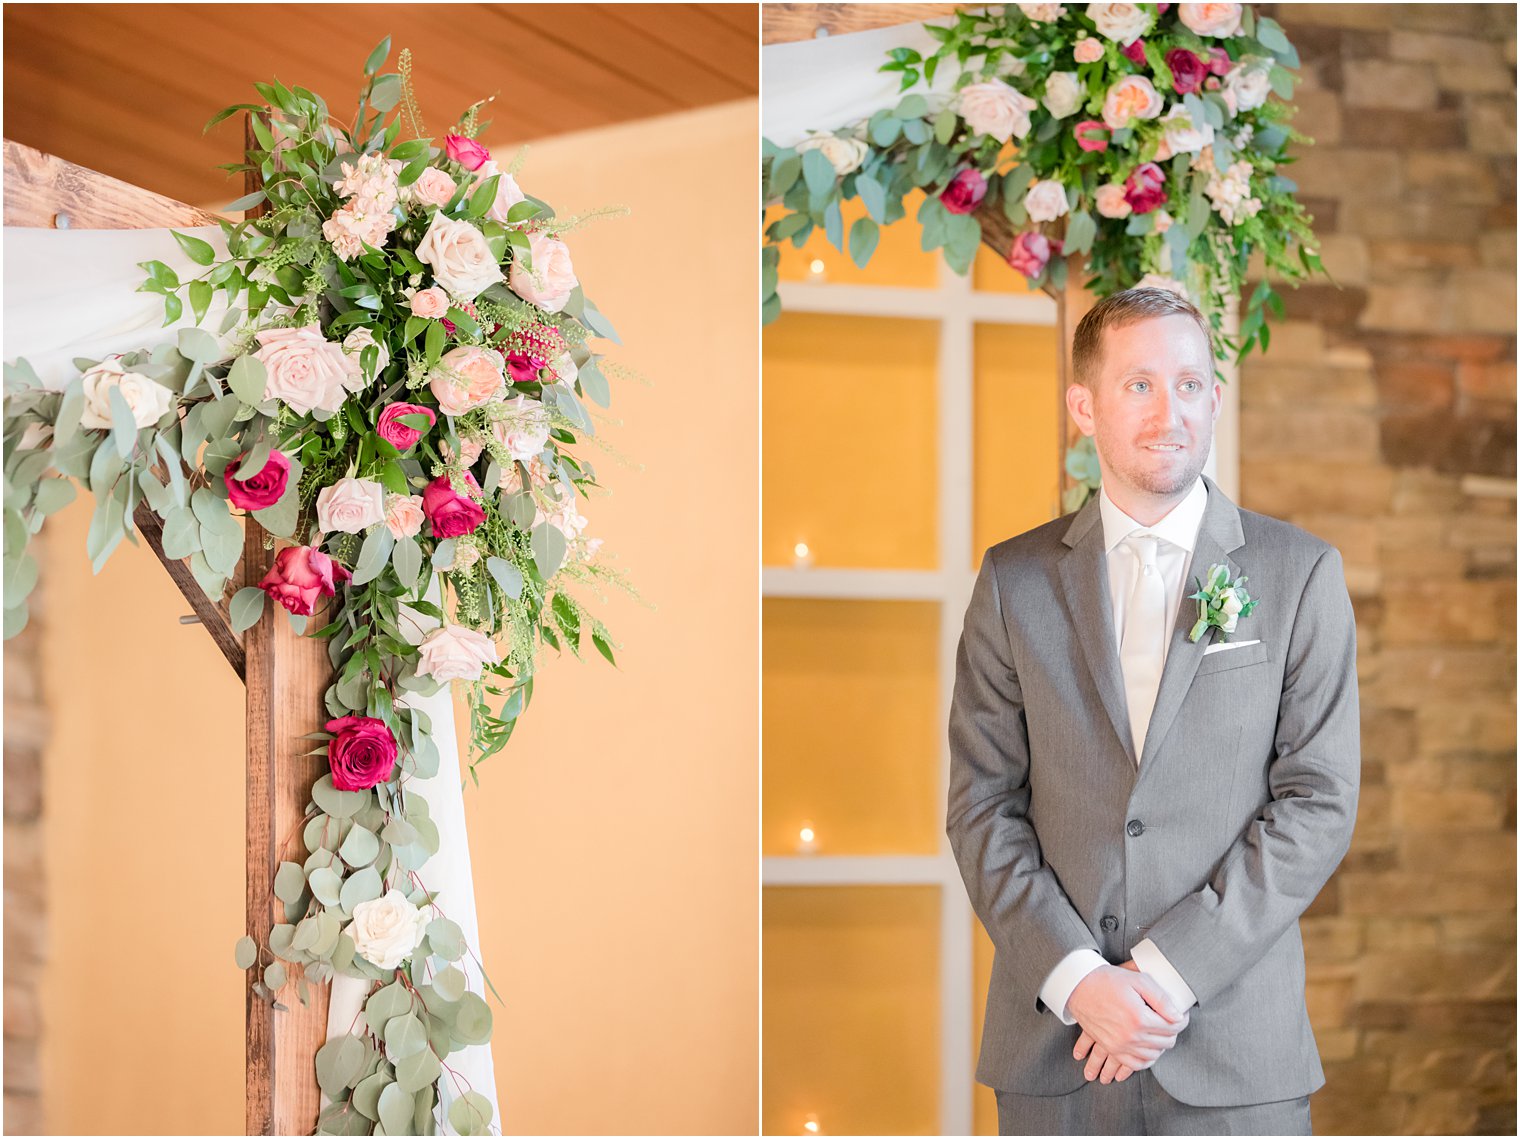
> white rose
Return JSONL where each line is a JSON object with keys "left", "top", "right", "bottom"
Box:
{"left": 958, "top": 80, "right": 1038, "bottom": 142}
{"left": 1086, "top": 2, "right": 1151, "bottom": 43}
{"left": 1178, "top": 2, "right": 1243, "bottom": 37}
{"left": 1218, "top": 588, "right": 1244, "bottom": 631}
{"left": 315, "top": 477, "right": 386, "bottom": 535}
{"left": 1024, "top": 179, "right": 1071, "bottom": 222}
{"left": 508, "top": 231, "right": 578, "bottom": 314}
{"left": 340, "top": 327, "right": 391, "bottom": 392}
{"left": 794, "top": 132, "right": 869, "bottom": 176}
{"left": 476, "top": 160, "right": 529, "bottom": 225}
{"left": 1042, "top": 72, "right": 1084, "bottom": 120}
{"left": 78, "top": 358, "right": 174, "bottom": 430}
{"left": 490, "top": 395, "right": 551, "bottom": 462}
{"left": 1094, "top": 182, "right": 1132, "bottom": 218}
{"left": 252, "top": 326, "right": 353, "bottom": 416}
{"left": 1223, "top": 60, "right": 1273, "bottom": 113}
{"left": 416, "top": 623, "right": 500, "bottom": 683}
{"left": 1017, "top": 3, "right": 1066, "bottom": 21}
{"left": 415, "top": 211, "right": 504, "bottom": 301}
{"left": 449, "top": 542, "right": 481, "bottom": 572}
{"left": 348, "top": 889, "right": 428, "bottom": 971}
{"left": 1154, "top": 103, "right": 1215, "bottom": 161}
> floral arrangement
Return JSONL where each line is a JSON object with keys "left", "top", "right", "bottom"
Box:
{"left": 2, "top": 39, "right": 630, "bottom": 1136}
{"left": 1187, "top": 561, "right": 1259, "bottom": 642}
{"left": 761, "top": 2, "right": 1325, "bottom": 366}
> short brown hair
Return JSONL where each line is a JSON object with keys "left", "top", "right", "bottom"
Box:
{"left": 1071, "top": 287, "right": 1214, "bottom": 389}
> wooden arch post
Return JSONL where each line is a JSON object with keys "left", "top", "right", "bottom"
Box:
{"left": 2, "top": 134, "right": 333, "bottom": 1135}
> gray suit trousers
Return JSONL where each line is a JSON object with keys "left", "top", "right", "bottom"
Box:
{"left": 995, "top": 1073, "right": 1313, "bottom": 1136}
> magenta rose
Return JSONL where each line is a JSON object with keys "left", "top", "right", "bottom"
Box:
{"left": 224, "top": 449, "right": 290, "bottom": 510}
{"left": 376, "top": 403, "right": 436, "bottom": 451}
{"left": 423, "top": 473, "right": 486, "bottom": 539}
{"left": 257, "top": 545, "right": 350, "bottom": 617}
{"left": 1167, "top": 48, "right": 1207, "bottom": 95}
{"left": 1008, "top": 232, "right": 1061, "bottom": 280}
{"left": 940, "top": 169, "right": 988, "bottom": 215}
{"left": 1124, "top": 162, "right": 1169, "bottom": 214}
{"left": 504, "top": 322, "right": 569, "bottom": 385}
{"left": 439, "top": 299, "right": 479, "bottom": 338}
{"left": 1073, "top": 120, "right": 1110, "bottom": 152}
{"left": 324, "top": 715, "right": 398, "bottom": 791}
{"left": 1121, "top": 38, "right": 1147, "bottom": 65}
{"left": 1207, "top": 46, "right": 1232, "bottom": 76}
{"left": 444, "top": 134, "right": 490, "bottom": 171}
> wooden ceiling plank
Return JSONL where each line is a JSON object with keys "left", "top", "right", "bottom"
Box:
{"left": 583, "top": 4, "right": 756, "bottom": 102}
{"left": 694, "top": 2, "right": 762, "bottom": 38}
{"left": 762, "top": 3, "right": 965, "bottom": 44}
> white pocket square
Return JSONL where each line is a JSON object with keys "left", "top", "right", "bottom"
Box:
{"left": 1203, "top": 638, "right": 1262, "bottom": 655}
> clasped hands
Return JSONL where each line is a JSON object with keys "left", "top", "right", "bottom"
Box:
{"left": 1065, "top": 960, "right": 1189, "bottom": 1086}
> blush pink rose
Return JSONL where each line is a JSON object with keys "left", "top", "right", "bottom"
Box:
{"left": 476, "top": 159, "right": 529, "bottom": 225}
{"left": 429, "top": 345, "right": 505, "bottom": 417}
{"left": 324, "top": 715, "right": 398, "bottom": 791}
{"left": 508, "top": 231, "right": 578, "bottom": 313}
{"left": 444, "top": 134, "right": 491, "bottom": 171}
{"left": 224, "top": 449, "right": 290, "bottom": 511}
{"left": 1207, "top": 46, "right": 1232, "bottom": 76}
{"left": 940, "top": 169, "right": 988, "bottom": 215}
{"left": 1102, "top": 74, "right": 1164, "bottom": 129}
{"left": 410, "top": 287, "right": 450, "bottom": 319}
{"left": 410, "top": 167, "right": 458, "bottom": 209}
{"left": 376, "top": 403, "right": 436, "bottom": 451}
{"left": 258, "top": 546, "right": 350, "bottom": 616}
{"left": 1179, "top": 2, "right": 1243, "bottom": 37}
{"left": 1074, "top": 120, "right": 1111, "bottom": 151}
{"left": 1073, "top": 38, "right": 1104, "bottom": 64}
{"left": 252, "top": 326, "right": 352, "bottom": 416}
{"left": 415, "top": 624, "right": 500, "bottom": 683}
{"left": 1124, "top": 162, "right": 1169, "bottom": 214}
{"left": 1008, "top": 232, "right": 1061, "bottom": 279}
{"left": 1094, "top": 183, "right": 1134, "bottom": 218}
{"left": 316, "top": 477, "right": 387, "bottom": 535}
{"left": 384, "top": 494, "right": 425, "bottom": 540}
{"left": 423, "top": 473, "right": 486, "bottom": 539}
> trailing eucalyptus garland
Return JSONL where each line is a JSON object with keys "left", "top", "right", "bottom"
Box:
{"left": 762, "top": 2, "right": 1327, "bottom": 367}
{"left": 3, "top": 39, "right": 631, "bottom": 1136}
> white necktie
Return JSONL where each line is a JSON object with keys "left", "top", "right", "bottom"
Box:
{"left": 1119, "top": 532, "right": 1167, "bottom": 764}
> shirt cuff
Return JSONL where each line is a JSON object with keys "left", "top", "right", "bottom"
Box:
{"left": 1131, "top": 938, "right": 1199, "bottom": 1013}
{"left": 1037, "top": 949, "right": 1108, "bottom": 1026}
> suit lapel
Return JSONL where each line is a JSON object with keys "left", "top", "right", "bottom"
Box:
{"left": 1057, "top": 495, "right": 1137, "bottom": 768}
{"left": 1136, "top": 475, "right": 1247, "bottom": 772}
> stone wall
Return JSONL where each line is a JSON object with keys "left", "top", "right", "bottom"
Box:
{"left": 1247, "top": 5, "right": 1516, "bottom": 1134}
{"left": 4, "top": 585, "right": 46, "bottom": 1135}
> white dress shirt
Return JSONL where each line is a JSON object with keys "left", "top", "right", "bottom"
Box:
{"left": 1038, "top": 477, "right": 1207, "bottom": 1026}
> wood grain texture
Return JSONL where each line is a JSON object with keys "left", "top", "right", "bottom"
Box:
{"left": 3, "top": 4, "right": 758, "bottom": 210}
{"left": 240, "top": 113, "right": 333, "bottom": 1138}
{"left": 1, "top": 138, "right": 220, "bottom": 228}
{"left": 762, "top": 3, "right": 963, "bottom": 44}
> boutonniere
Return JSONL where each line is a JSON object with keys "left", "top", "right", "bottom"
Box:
{"left": 1187, "top": 563, "right": 1259, "bottom": 643}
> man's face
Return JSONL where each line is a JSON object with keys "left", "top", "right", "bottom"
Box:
{"left": 1068, "top": 313, "right": 1221, "bottom": 504}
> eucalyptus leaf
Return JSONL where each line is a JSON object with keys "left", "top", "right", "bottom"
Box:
{"left": 531, "top": 523, "right": 566, "bottom": 580}
{"left": 227, "top": 355, "right": 268, "bottom": 405}
{"left": 351, "top": 1071, "right": 390, "bottom": 1120}
{"left": 339, "top": 865, "right": 383, "bottom": 912}
{"left": 235, "top": 935, "right": 258, "bottom": 970}
{"left": 393, "top": 1046, "right": 442, "bottom": 1095}
{"left": 384, "top": 1012, "right": 428, "bottom": 1059}
{"left": 308, "top": 865, "right": 343, "bottom": 906}
{"left": 273, "top": 861, "right": 306, "bottom": 904}
{"left": 432, "top": 964, "right": 466, "bottom": 1003}
{"left": 350, "top": 526, "right": 395, "bottom": 587}
{"left": 447, "top": 1091, "right": 493, "bottom": 1136}
{"left": 452, "top": 992, "right": 492, "bottom": 1046}
{"left": 377, "top": 1082, "right": 414, "bottom": 1133}
{"left": 313, "top": 775, "right": 370, "bottom": 820}
{"left": 339, "top": 824, "right": 381, "bottom": 868}
{"left": 230, "top": 586, "right": 266, "bottom": 633}
{"left": 177, "top": 327, "right": 222, "bottom": 364}
{"left": 426, "top": 917, "right": 463, "bottom": 962}
{"left": 485, "top": 557, "right": 522, "bottom": 600}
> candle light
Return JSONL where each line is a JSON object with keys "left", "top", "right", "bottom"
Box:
{"left": 793, "top": 541, "right": 813, "bottom": 569}
{"left": 808, "top": 258, "right": 826, "bottom": 278}
{"left": 803, "top": 1115, "right": 821, "bottom": 1134}
{"left": 797, "top": 822, "right": 817, "bottom": 855}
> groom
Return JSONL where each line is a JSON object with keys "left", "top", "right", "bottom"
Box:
{"left": 948, "top": 287, "right": 1360, "bottom": 1135}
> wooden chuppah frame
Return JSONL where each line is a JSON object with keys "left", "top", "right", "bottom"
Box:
{"left": 763, "top": 3, "right": 1100, "bottom": 502}
{"left": 3, "top": 130, "right": 332, "bottom": 1135}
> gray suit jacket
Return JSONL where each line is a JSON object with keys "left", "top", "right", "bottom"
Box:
{"left": 947, "top": 474, "right": 1360, "bottom": 1107}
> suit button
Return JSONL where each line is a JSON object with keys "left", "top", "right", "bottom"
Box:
{"left": 1101, "top": 915, "right": 1119, "bottom": 932}
{"left": 1126, "top": 819, "right": 1145, "bottom": 837}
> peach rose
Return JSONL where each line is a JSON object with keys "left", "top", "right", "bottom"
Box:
{"left": 410, "top": 167, "right": 458, "bottom": 209}
{"left": 508, "top": 231, "right": 578, "bottom": 313}
{"left": 429, "top": 345, "right": 505, "bottom": 416}
{"left": 1179, "top": 3, "right": 1243, "bottom": 37}
{"left": 476, "top": 159, "right": 529, "bottom": 224}
{"left": 410, "top": 287, "right": 450, "bottom": 319}
{"left": 384, "top": 493, "right": 425, "bottom": 540}
{"left": 1074, "top": 37, "right": 1105, "bottom": 64}
{"left": 1094, "top": 183, "right": 1133, "bottom": 218}
{"left": 1102, "top": 74, "right": 1164, "bottom": 129}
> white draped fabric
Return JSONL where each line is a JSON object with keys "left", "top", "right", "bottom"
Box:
{"left": 760, "top": 18, "right": 957, "bottom": 147}
{"left": 3, "top": 225, "right": 500, "bottom": 1132}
